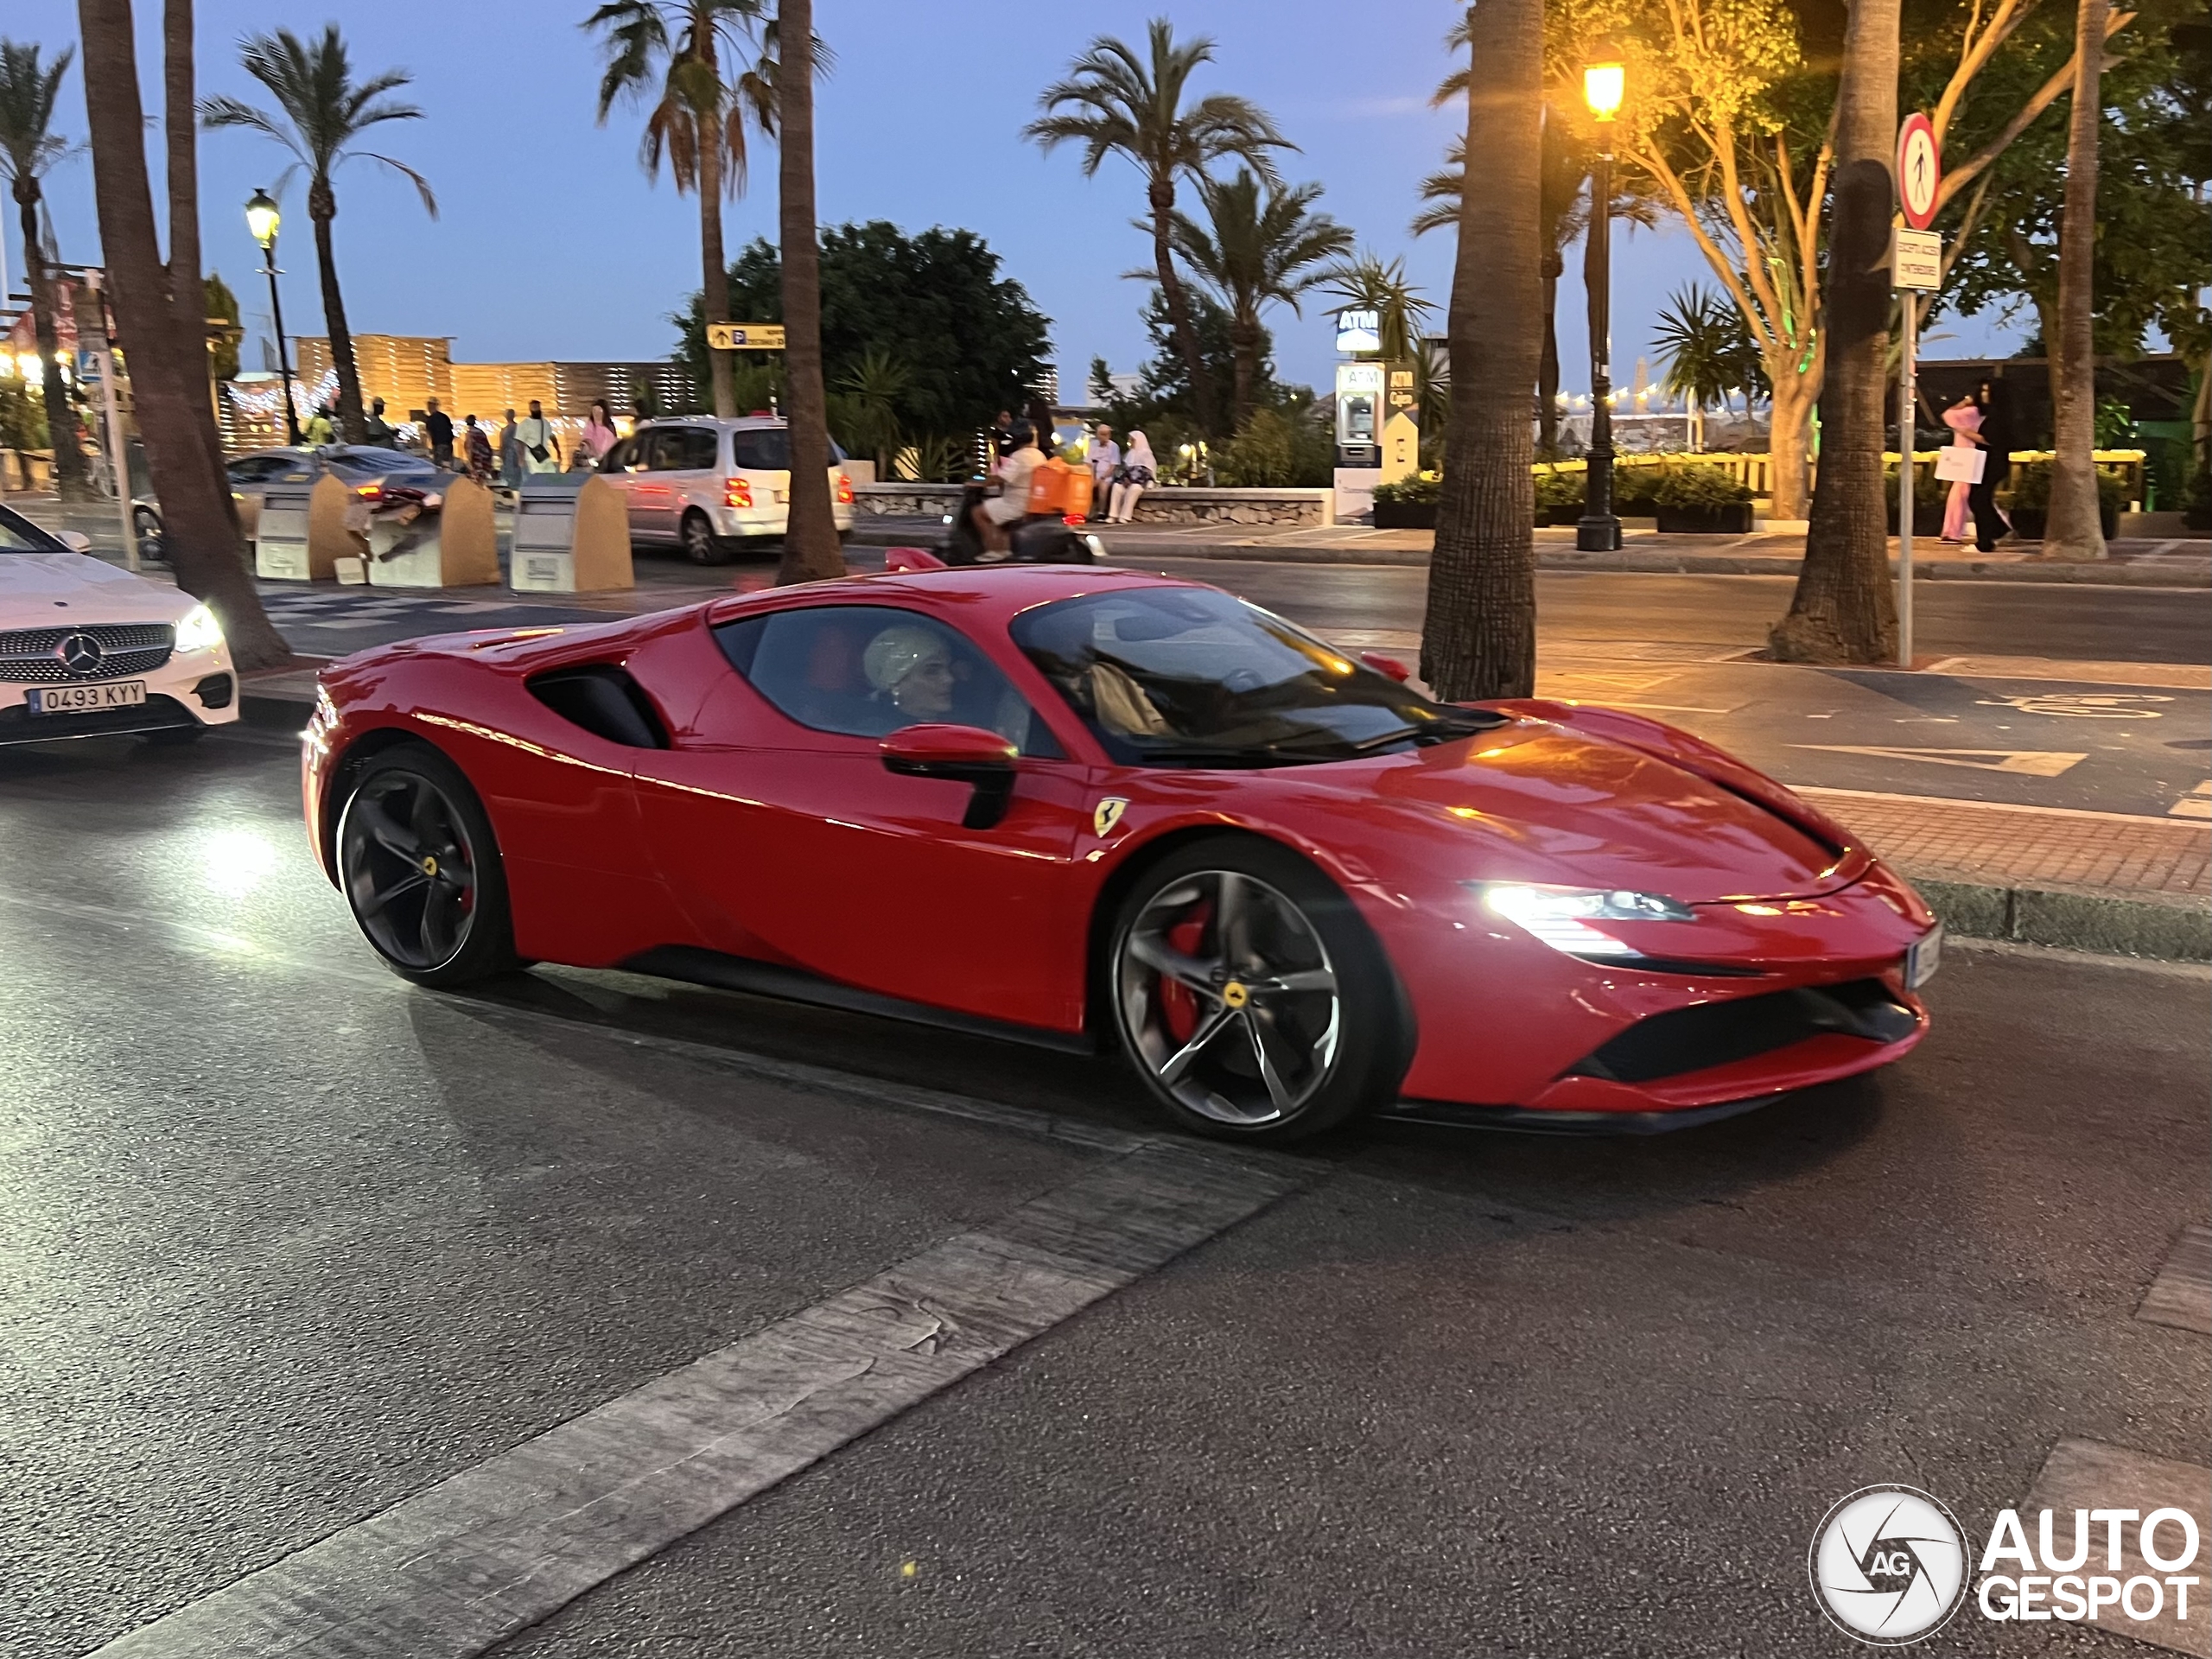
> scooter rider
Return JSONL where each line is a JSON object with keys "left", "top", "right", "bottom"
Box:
{"left": 972, "top": 419, "right": 1044, "bottom": 556}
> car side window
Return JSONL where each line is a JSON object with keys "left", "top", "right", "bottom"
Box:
{"left": 601, "top": 437, "right": 634, "bottom": 473}
{"left": 640, "top": 431, "right": 682, "bottom": 472}
{"left": 713, "top": 606, "right": 1062, "bottom": 757}
{"left": 682, "top": 429, "right": 721, "bottom": 471}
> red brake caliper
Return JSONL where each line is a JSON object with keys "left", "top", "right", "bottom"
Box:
{"left": 1157, "top": 901, "right": 1212, "bottom": 1044}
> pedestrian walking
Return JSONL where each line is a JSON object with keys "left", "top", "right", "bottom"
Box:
{"left": 423, "top": 397, "right": 456, "bottom": 469}
{"left": 1108, "top": 430, "right": 1155, "bottom": 523}
{"left": 1087, "top": 423, "right": 1121, "bottom": 522}
{"left": 1966, "top": 379, "right": 2014, "bottom": 553}
{"left": 515, "top": 400, "right": 563, "bottom": 474}
{"left": 462, "top": 414, "right": 494, "bottom": 483}
{"left": 499, "top": 408, "right": 524, "bottom": 491}
{"left": 579, "top": 398, "right": 620, "bottom": 467}
{"left": 303, "top": 403, "right": 335, "bottom": 447}
{"left": 1938, "top": 391, "right": 1983, "bottom": 543}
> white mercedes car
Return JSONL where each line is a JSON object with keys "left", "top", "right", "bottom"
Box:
{"left": 1, "top": 503, "right": 237, "bottom": 747}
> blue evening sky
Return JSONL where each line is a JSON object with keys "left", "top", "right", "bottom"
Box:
{"left": 11, "top": 0, "right": 2019, "bottom": 397}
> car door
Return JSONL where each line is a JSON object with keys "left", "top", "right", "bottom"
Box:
{"left": 629, "top": 601, "right": 1095, "bottom": 1033}
{"left": 664, "top": 425, "right": 721, "bottom": 532}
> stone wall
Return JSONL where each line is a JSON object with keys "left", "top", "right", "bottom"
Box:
{"left": 852, "top": 483, "right": 1333, "bottom": 527}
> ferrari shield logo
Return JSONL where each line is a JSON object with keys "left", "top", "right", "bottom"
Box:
{"left": 1092, "top": 797, "right": 1128, "bottom": 838}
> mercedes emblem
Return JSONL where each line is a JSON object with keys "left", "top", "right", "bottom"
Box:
{"left": 55, "top": 632, "right": 106, "bottom": 675}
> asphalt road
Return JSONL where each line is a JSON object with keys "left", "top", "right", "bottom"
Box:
{"left": 2, "top": 721, "right": 2204, "bottom": 1658}
{"left": 1129, "top": 557, "right": 2212, "bottom": 667}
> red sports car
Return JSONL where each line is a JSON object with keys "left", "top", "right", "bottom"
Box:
{"left": 302, "top": 565, "right": 1939, "bottom": 1142}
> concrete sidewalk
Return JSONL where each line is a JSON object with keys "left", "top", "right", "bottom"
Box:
{"left": 848, "top": 514, "right": 2212, "bottom": 584}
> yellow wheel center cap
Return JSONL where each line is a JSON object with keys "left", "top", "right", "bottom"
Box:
{"left": 422, "top": 855, "right": 439, "bottom": 877}
{"left": 1222, "top": 981, "right": 1249, "bottom": 1008}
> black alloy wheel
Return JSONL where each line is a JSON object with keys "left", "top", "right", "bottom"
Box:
{"left": 337, "top": 743, "right": 517, "bottom": 986}
{"left": 1109, "top": 836, "right": 1411, "bottom": 1143}
{"left": 680, "top": 510, "right": 731, "bottom": 565}
{"left": 133, "top": 506, "right": 168, "bottom": 563}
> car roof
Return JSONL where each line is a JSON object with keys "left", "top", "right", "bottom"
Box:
{"left": 702, "top": 565, "right": 1195, "bottom": 631}
{"left": 638, "top": 416, "right": 785, "bottom": 429}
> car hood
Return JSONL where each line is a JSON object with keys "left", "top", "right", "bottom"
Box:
{"left": 0, "top": 553, "right": 195, "bottom": 627}
{"left": 1365, "top": 718, "right": 1857, "bottom": 904}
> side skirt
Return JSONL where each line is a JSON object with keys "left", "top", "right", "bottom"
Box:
{"left": 1381, "top": 1092, "right": 1788, "bottom": 1137}
{"left": 620, "top": 944, "right": 1100, "bottom": 1058}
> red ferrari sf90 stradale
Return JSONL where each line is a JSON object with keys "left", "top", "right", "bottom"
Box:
{"left": 302, "top": 566, "right": 1939, "bottom": 1142}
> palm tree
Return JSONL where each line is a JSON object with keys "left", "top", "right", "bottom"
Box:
{"left": 1652, "top": 283, "right": 1769, "bottom": 449}
{"left": 163, "top": 0, "right": 242, "bottom": 533}
{"left": 772, "top": 0, "right": 842, "bottom": 585}
{"left": 1319, "top": 251, "right": 1433, "bottom": 364}
{"left": 76, "top": 0, "right": 288, "bottom": 668}
{"left": 834, "top": 346, "right": 910, "bottom": 478}
{"left": 586, "top": 1, "right": 775, "bottom": 421}
{"left": 1026, "top": 20, "right": 1289, "bottom": 437}
{"left": 0, "top": 39, "right": 89, "bottom": 500}
{"left": 1773, "top": 0, "right": 1903, "bottom": 662}
{"left": 1168, "top": 170, "right": 1351, "bottom": 430}
{"left": 1420, "top": 0, "right": 1544, "bottom": 702}
{"left": 202, "top": 26, "right": 435, "bottom": 446}
{"left": 2042, "top": 0, "right": 2110, "bottom": 560}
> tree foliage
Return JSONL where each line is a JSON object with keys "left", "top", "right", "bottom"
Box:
{"left": 674, "top": 221, "right": 1051, "bottom": 444}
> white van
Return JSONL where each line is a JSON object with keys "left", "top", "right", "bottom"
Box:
{"left": 595, "top": 416, "right": 855, "bottom": 563}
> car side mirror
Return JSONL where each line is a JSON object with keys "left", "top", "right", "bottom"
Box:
{"left": 1359, "top": 650, "right": 1411, "bottom": 683}
{"left": 880, "top": 723, "right": 1019, "bottom": 830}
{"left": 56, "top": 530, "right": 92, "bottom": 554}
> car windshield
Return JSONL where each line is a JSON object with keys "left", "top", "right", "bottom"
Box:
{"left": 0, "top": 505, "right": 60, "bottom": 553}
{"left": 1010, "top": 588, "right": 1502, "bottom": 766}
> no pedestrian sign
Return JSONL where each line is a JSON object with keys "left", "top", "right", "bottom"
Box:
{"left": 1897, "top": 112, "right": 1941, "bottom": 229}
{"left": 708, "top": 323, "right": 785, "bottom": 351}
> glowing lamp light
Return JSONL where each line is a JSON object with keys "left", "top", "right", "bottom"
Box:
{"left": 1584, "top": 60, "right": 1626, "bottom": 124}
{"left": 245, "top": 188, "right": 281, "bottom": 248}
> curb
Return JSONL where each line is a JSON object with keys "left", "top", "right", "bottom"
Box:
{"left": 1908, "top": 874, "right": 2210, "bottom": 962}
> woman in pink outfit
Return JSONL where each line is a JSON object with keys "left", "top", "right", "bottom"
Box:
{"left": 1940, "top": 392, "right": 1983, "bottom": 542}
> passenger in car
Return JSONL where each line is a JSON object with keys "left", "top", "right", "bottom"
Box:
{"left": 862, "top": 624, "right": 957, "bottom": 724}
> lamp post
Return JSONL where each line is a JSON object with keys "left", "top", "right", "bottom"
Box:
{"left": 245, "top": 189, "right": 301, "bottom": 445}
{"left": 1576, "top": 59, "right": 1626, "bottom": 553}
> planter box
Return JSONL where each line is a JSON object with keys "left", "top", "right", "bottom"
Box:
{"left": 1535, "top": 504, "right": 1584, "bottom": 526}
{"left": 1885, "top": 504, "right": 1948, "bottom": 537}
{"left": 1372, "top": 500, "right": 1436, "bottom": 530}
{"left": 2005, "top": 506, "right": 2119, "bottom": 542}
{"left": 1655, "top": 502, "right": 1755, "bottom": 534}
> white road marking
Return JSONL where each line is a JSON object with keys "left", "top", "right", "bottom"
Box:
{"left": 2017, "top": 1440, "right": 2210, "bottom": 1655}
{"left": 86, "top": 1141, "right": 1312, "bottom": 1659}
{"left": 1796, "top": 785, "right": 2199, "bottom": 829}
{"left": 2137, "top": 1223, "right": 2212, "bottom": 1334}
{"left": 2169, "top": 781, "right": 2212, "bottom": 821}
{"left": 1792, "top": 744, "right": 2088, "bottom": 776}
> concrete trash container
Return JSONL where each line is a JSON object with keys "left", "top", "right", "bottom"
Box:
{"left": 254, "top": 480, "right": 326, "bottom": 580}
{"left": 366, "top": 474, "right": 500, "bottom": 588}
{"left": 511, "top": 474, "right": 634, "bottom": 593}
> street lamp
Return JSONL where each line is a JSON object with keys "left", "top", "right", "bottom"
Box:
{"left": 245, "top": 188, "right": 302, "bottom": 445}
{"left": 1576, "top": 58, "right": 1625, "bottom": 553}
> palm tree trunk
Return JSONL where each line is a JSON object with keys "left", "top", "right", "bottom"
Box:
{"left": 1536, "top": 249, "right": 1561, "bottom": 459}
{"left": 308, "top": 181, "right": 367, "bottom": 445}
{"left": 1767, "top": 368, "right": 1815, "bottom": 518}
{"left": 697, "top": 105, "right": 737, "bottom": 419}
{"left": 1230, "top": 317, "right": 1258, "bottom": 432}
{"left": 163, "top": 0, "right": 242, "bottom": 537}
{"left": 1151, "top": 177, "right": 1217, "bottom": 435}
{"left": 1773, "top": 0, "right": 1901, "bottom": 663}
{"left": 14, "top": 182, "right": 90, "bottom": 499}
{"left": 75, "top": 0, "right": 289, "bottom": 669}
{"left": 2043, "top": 0, "right": 2108, "bottom": 560}
{"left": 773, "top": 0, "right": 842, "bottom": 585}
{"left": 1421, "top": 0, "right": 1542, "bottom": 702}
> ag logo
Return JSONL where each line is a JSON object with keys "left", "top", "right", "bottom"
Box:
{"left": 1092, "top": 797, "right": 1128, "bottom": 838}
{"left": 1810, "top": 1485, "right": 1969, "bottom": 1645}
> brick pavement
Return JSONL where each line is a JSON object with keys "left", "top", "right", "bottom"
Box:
{"left": 1800, "top": 787, "right": 2211, "bottom": 899}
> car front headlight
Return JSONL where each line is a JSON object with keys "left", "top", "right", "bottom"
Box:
{"left": 1470, "top": 881, "right": 1695, "bottom": 958}
{"left": 174, "top": 603, "right": 225, "bottom": 653}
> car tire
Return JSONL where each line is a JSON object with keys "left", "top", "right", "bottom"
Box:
{"left": 335, "top": 741, "right": 519, "bottom": 988}
{"left": 679, "top": 510, "right": 732, "bottom": 565}
{"left": 1107, "top": 836, "right": 1411, "bottom": 1144}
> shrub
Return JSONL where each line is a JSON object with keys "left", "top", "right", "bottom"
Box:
{"left": 2005, "top": 461, "right": 2126, "bottom": 514}
{"left": 1885, "top": 460, "right": 1948, "bottom": 511}
{"left": 1217, "top": 406, "right": 1332, "bottom": 487}
{"left": 1533, "top": 468, "right": 1584, "bottom": 511}
{"left": 1371, "top": 472, "right": 1440, "bottom": 506}
{"left": 1652, "top": 464, "right": 1754, "bottom": 507}
{"left": 0, "top": 377, "right": 47, "bottom": 452}
{"left": 1610, "top": 465, "right": 1663, "bottom": 513}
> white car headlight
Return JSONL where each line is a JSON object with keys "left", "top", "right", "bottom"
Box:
{"left": 1471, "top": 882, "right": 1695, "bottom": 958}
{"left": 174, "top": 602, "right": 225, "bottom": 653}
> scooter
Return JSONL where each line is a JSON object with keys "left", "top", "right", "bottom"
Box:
{"left": 936, "top": 480, "right": 1102, "bottom": 566}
